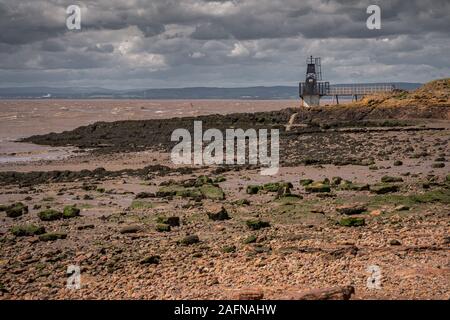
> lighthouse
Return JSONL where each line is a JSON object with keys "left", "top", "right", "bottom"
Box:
{"left": 299, "top": 56, "right": 329, "bottom": 107}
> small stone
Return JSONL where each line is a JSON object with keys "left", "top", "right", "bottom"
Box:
{"left": 393, "top": 160, "right": 403, "bottom": 166}
{"left": 179, "top": 235, "right": 200, "bottom": 245}
{"left": 234, "top": 199, "right": 251, "bottom": 206}
{"left": 119, "top": 225, "right": 142, "bottom": 234}
{"left": 246, "top": 185, "right": 262, "bottom": 195}
{"left": 369, "top": 209, "right": 383, "bottom": 216}
{"left": 243, "top": 235, "right": 257, "bottom": 244}
{"left": 77, "top": 224, "right": 95, "bottom": 230}
{"left": 207, "top": 206, "right": 230, "bottom": 221}
{"left": 389, "top": 239, "right": 401, "bottom": 246}
{"left": 254, "top": 245, "right": 271, "bottom": 253}
{"left": 234, "top": 289, "right": 264, "bottom": 300}
{"left": 140, "top": 255, "right": 160, "bottom": 265}
{"left": 381, "top": 176, "right": 403, "bottom": 183}
{"left": 222, "top": 245, "right": 236, "bottom": 253}
{"left": 246, "top": 219, "right": 270, "bottom": 230}
{"left": 135, "top": 192, "right": 155, "bottom": 199}
{"left": 155, "top": 224, "right": 171, "bottom": 232}
{"left": 331, "top": 177, "right": 342, "bottom": 185}
{"left": 156, "top": 216, "right": 180, "bottom": 227}
{"left": 394, "top": 205, "right": 410, "bottom": 211}
{"left": 299, "top": 179, "right": 313, "bottom": 186}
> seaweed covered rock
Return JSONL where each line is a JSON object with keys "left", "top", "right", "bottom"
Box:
{"left": 200, "top": 184, "right": 225, "bottom": 200}
{"left": 140, "top": 255, "right": 160, "bottom": 265}
{"left": 246, "top": 219, "right": 270, "bottom": 230}
{"left": 222, "top": 245, "right": 236, "bottom": 253}
{"left": 339, "top": 217, "right": 365, "bottom": 227}
{"left": 155, "top": 223, "right": 171, "bottom": 232}
{"left": 243, "top": 234, "right": 257, "bottom": 244}
{"left": 195, "top": 175, "right": 213, "bottom": 186}
{"left": 135, "top": 192, "right": 155, "bottom": 199}
{"left": 246, "top": 185, "right": 262, "bottom": 194}
{"left": 381, "top": 176, "right": 403, "bottom": 183}
{"left": 5, "top": 202, "right": 28, "bottom": 218}
{"left": 37, "top": 209, "right": 62, "bottom": 221}
{"left": 39, "top": 232, "right": 67, "bottom": 241}
{"left": 156, "top": 216, "right": 180, "bottom": 227}
{"left": 263, "top": 181, "right": 293, "bottom": 192}
{"left": 156, "top": 184, "right": 185, "bottom": 197}
{"left": 331, "top": 177, "right": 343, "bottom": 185}
{"left": 234, "top": 199, "right": 251, "bottom": 206}
{"left": 179, "top": 235, "right": 200, "bottom": 245}
{"left": 370, "top": 184, "right": 400, "bottom": 194}
{"left": 336, "top": 204, "right": 367, "bottom": 215}
{"left": 305, "top": 182, "right": 331, "bottom": 193}
{"left": 63, "top": 205, "right": 80, "bottom": 219}
{"left": 11, "top": 224, "right": 46, "bottom": 237}
{"left": 177, "top": 188, "right": 204, "bottom": 200}
{"left": 339, "top": 181, "right": 370, "bottom": 191}
{"left": 213, "top": 176, "right": 226, "bottom": 183}
{"left": 276, "top": 185, "right": 293, "bottom": 198}
{"left": 299, "top": 179, "right": 313, "bottom": 186}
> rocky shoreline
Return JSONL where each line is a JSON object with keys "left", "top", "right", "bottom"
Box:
{"left": 1, "top": 102, "right": 449, "bottom": 300}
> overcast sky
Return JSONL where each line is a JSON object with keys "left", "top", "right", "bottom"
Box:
{"left": 0, "top": 0, "right": 449, "bottom": 89}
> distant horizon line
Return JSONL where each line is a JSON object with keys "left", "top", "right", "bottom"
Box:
{"left": 0, "top": 81, "right": 424, "bottom": 91}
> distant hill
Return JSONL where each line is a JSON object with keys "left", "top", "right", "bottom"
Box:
{"left": 0, "top": 83, "right": 423, "bottom": 99}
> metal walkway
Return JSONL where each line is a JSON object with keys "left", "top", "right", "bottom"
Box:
{"left": 328, "top": 84, "right": 395, "bottom": 96}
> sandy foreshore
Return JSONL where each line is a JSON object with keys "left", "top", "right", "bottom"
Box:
{"left": 0, "top": 99, "right": 449, "bottom": 300}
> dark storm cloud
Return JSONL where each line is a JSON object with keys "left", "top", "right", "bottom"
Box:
{"left": 0, "top": 0, "right": 448, "bottom": 87}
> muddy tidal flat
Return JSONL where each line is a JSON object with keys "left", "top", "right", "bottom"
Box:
{"left": 0, "top": 99, "right": 449, "bottom": 300}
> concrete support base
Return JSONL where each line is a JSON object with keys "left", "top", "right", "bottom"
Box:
{"left": 301, "top": 95, "right": 320, "bottom": 107}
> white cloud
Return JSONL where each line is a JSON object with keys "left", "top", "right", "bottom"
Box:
{"left": 227, "top": 42, "right": 250, "bottom": 57}
{"left": 190, "top": 52, "right": 205, "bottom": 58}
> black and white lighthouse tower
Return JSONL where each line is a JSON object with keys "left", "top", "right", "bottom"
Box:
{"left": 299, "top": 56, "right": 330, "bottom": 107}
